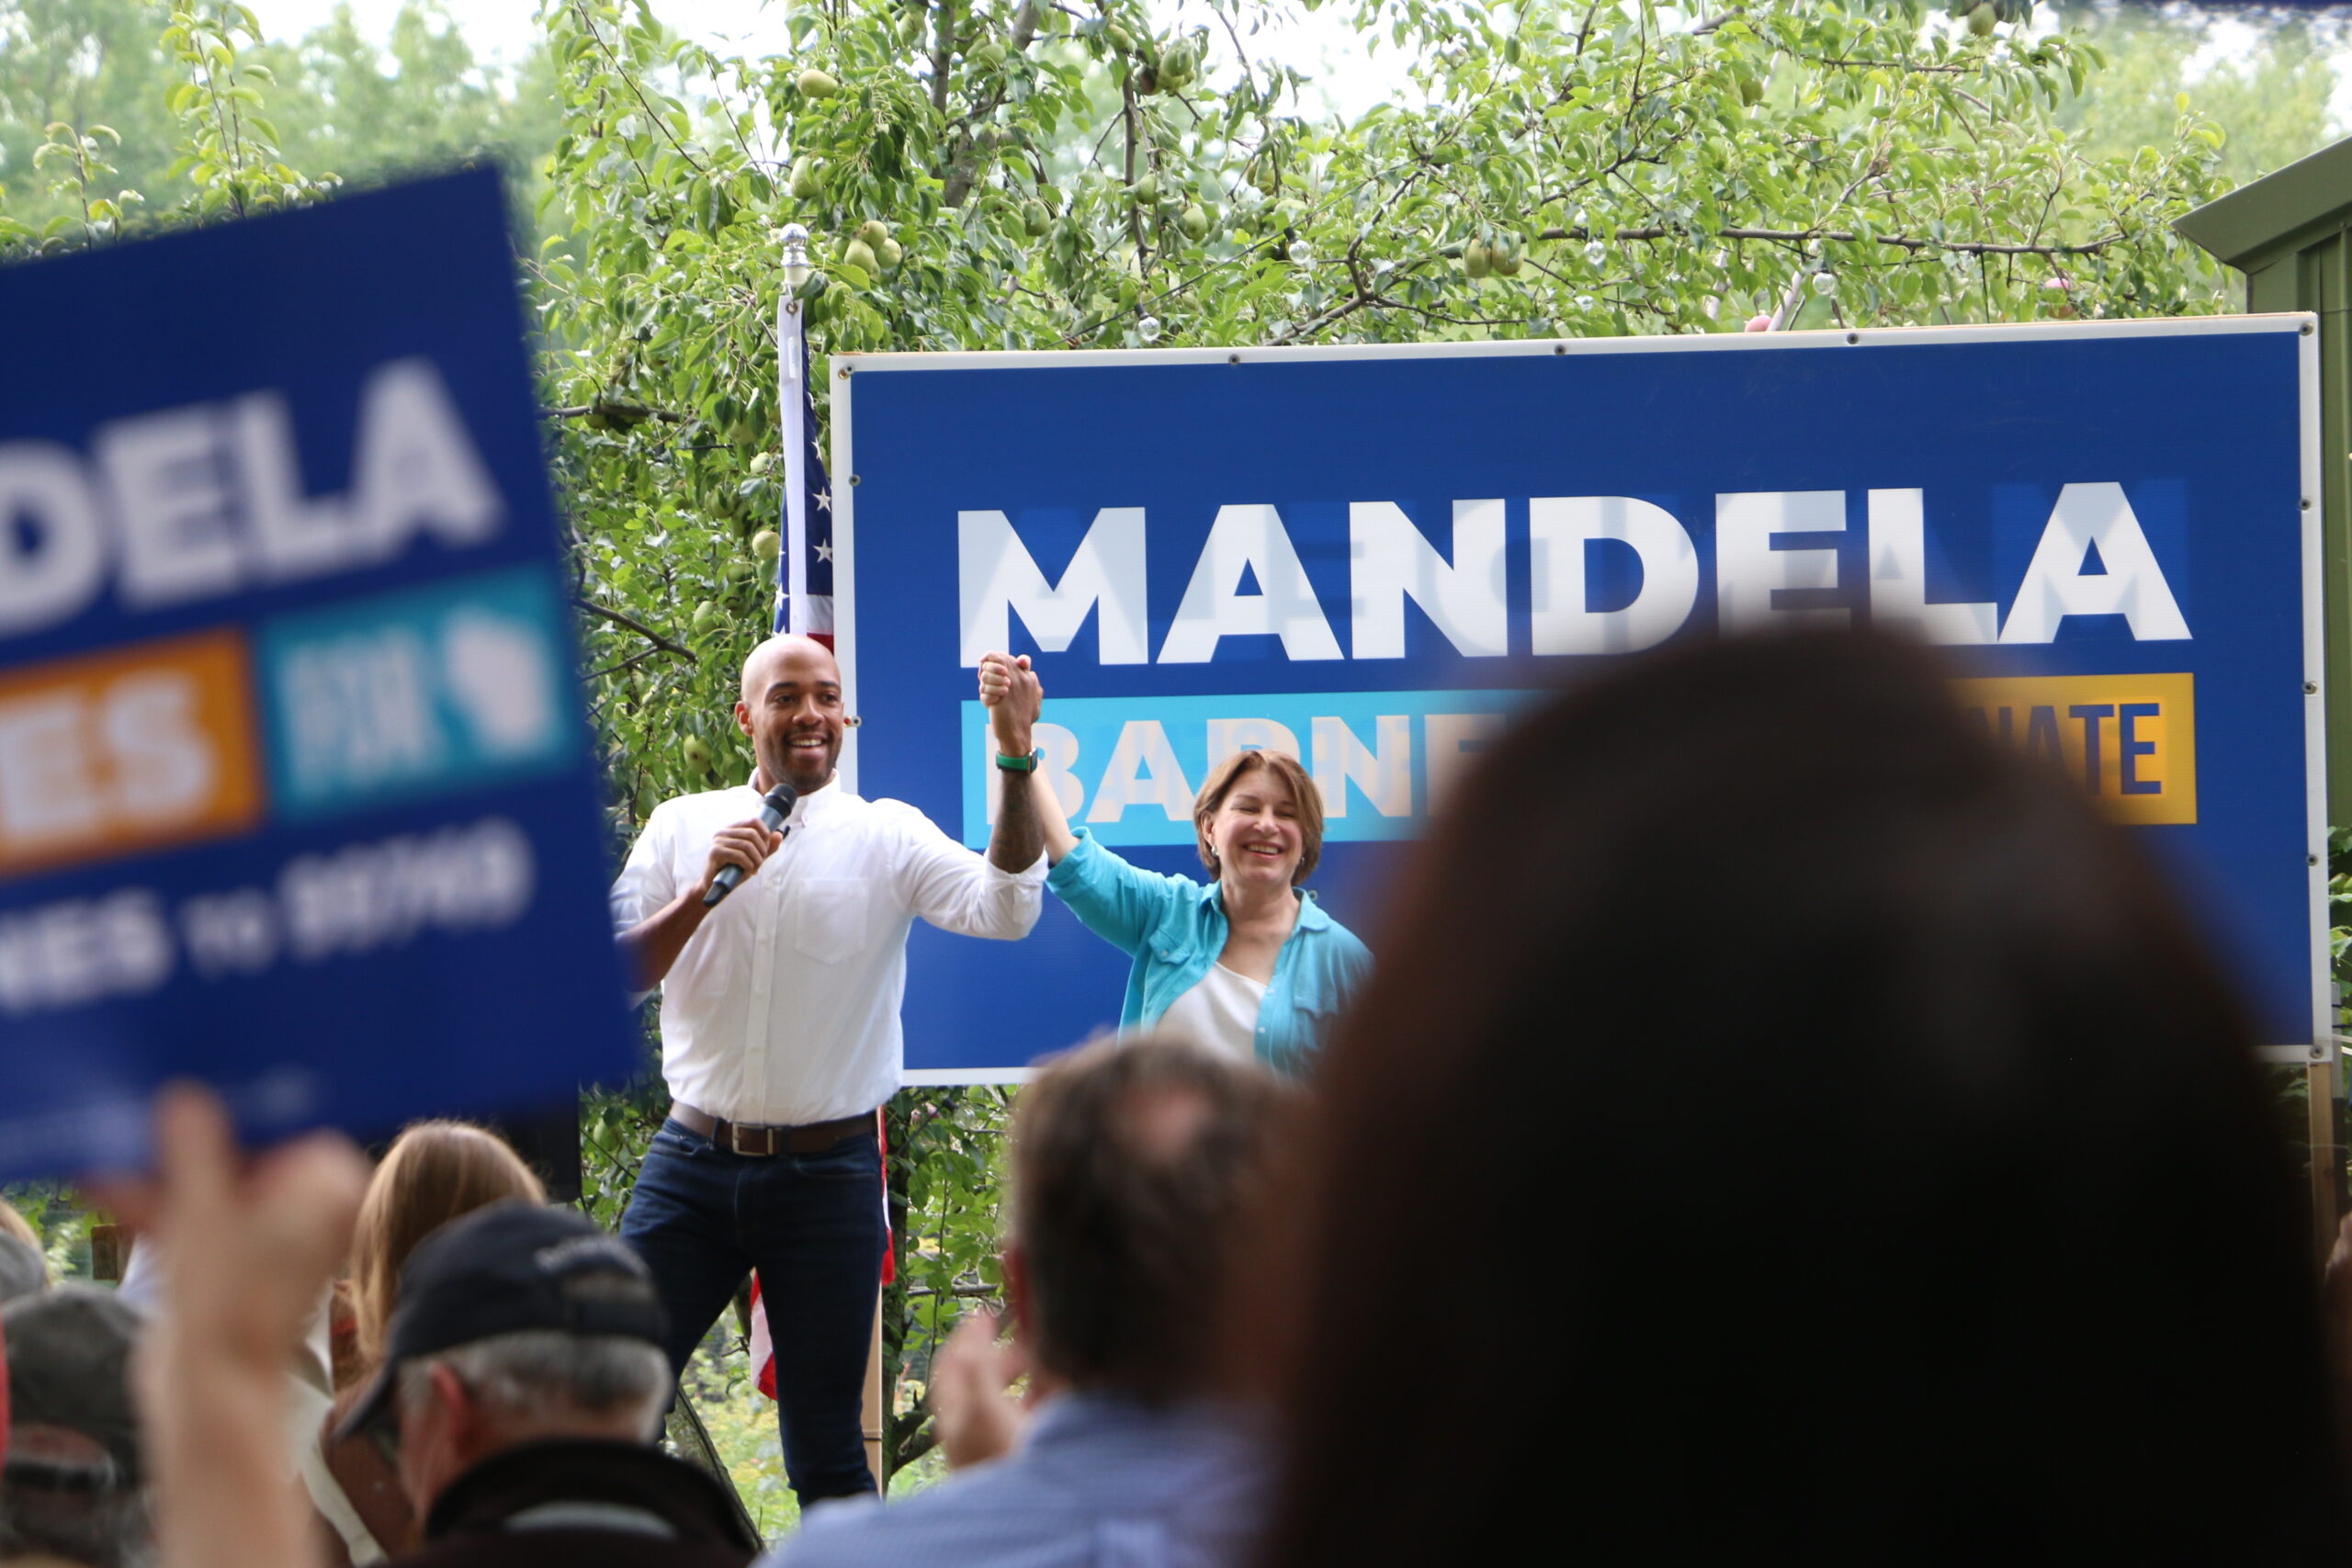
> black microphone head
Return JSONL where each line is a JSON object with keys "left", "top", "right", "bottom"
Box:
{"left": 763, "top": 781, "right": 798, "bottom": 818}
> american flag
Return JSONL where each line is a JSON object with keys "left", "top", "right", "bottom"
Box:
{"left": 775, "top": 305, "right": 834, "bottom": 647}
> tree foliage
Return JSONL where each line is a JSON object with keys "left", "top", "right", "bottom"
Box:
{"left": 247, "top": 2, "right": 562, "bottom": 188}
{"left": 0, "top": 0, "right": 554, "bottom": 243}
{"left": 0, "top": 0, "right": 183, "bottom": 231}
{"left": 2055, "top": 2, "right": 2344, "bottom": 192}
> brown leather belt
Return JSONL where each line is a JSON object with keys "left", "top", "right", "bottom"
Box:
{"left": 669, "top": 1102, "right": 873, "bottom": 1157}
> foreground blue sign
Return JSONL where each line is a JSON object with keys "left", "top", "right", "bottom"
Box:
{"left": 838, "top": 322, "right": 2322, "bottom": 1078}
{"left": 0, "top": 168, "right": 639, "bottom": 1177}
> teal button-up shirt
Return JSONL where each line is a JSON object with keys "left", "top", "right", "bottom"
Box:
{"left": 1045, "top": 829, "right": 1373, "bottom": 1074}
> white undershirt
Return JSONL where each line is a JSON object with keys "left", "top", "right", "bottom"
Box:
{"left": 1159, "top": 963, "right": 1268, "bottom": 1062}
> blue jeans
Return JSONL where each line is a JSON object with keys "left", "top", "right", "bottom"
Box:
{"left": 620, "top": 1116, "right": 886, "bottom": 1505}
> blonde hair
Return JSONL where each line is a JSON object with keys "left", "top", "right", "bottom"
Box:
{"left": 0, "top": 1199, "right": 40, "bottom": 1252}
{"left": 1193, "top": 750, "right": 1325, "bottom": 886}
{"left": 347, "top": 1122, "right": 546, "bottom": 1372}
{"left": 0, "top": 1200, "right": 46, "bottom": 1288}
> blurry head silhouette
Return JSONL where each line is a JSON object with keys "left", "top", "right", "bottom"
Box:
{"left": 1266, "top": 631, "right": 2345, "bottom": 1563}
{"left": 1012, "top": 1032, "right": 1290, "bottom": 1403}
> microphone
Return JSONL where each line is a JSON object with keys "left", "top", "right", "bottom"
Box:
{"left": 702, "top": 781, "right": 797, "bottom": 907}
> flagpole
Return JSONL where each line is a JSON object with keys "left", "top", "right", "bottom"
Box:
{"left": 778, "top": 225, "right": 811, "bottom": 637}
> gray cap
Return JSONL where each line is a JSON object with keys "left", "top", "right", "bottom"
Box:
{"left": 3, "top": 1284, "right": 142, "bottom": 1491}
{"left": 0, "top": 1233, "right": 45, "bottom": 1306}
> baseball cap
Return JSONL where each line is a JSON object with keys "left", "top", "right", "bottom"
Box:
{"left": 335, "top": 1201, "right": 667, "bottom": 1440}
{"left": 2, "top": 1285, "right": 142, "bottom": 1492}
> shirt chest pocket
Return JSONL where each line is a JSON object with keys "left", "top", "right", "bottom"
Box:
{"left": 1146, "top": 912, "right": 1204, "bottom": 970}
{"left": 1275, "top": 954, "right": 1350, "bottom": 1063}
{"left": 792, "top": 877, "right": 871, "bottom": 964}
{"left": 1285, "top": 987, "right": 1340, "bottom": 1048}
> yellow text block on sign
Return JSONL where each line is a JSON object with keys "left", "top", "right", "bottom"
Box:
{"left": 0, "top": 630, "right": 266, "bottom": 878}
{"left": 1951, "top": 672, "right": 2195, "bottom": 826}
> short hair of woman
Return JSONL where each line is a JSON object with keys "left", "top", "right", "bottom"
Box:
{"left": 1192, "top": 750, "right": 1323, "bottom": 884}
{"left": 347, "top": 1122, "right": 546, "bottom": 1372}
{"left": 1265, "top": 630, "right": 2346, "bottom": 1563}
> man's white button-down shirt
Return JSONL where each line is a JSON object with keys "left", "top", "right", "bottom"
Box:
{"left": 610, "top": 779, "right": 1046, "bottom": 1125}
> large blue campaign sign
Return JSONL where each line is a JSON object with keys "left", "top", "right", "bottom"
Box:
{"left": 0, "top": 169, "right": 639, "bottom": 1178}
{"left": 836, "top": 321, "right": 2322, "bottom": 1079}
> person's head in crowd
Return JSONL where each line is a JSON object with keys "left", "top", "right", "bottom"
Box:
{"left": 0, "top": 1205, "right": 45, "bottom": 1307}
{"left": 1191, "top": 750, "right": 1324, "bottom": 892}
{"left": 336, "top": 1201, "right": 671, "bottom": 1517}
{"left": 347, "top": 1122, "right": 546, "bottom": 1375}
{"left": 0, "top": 1286, "right": 147, "bottom": 1568}
{"left": 1008, "top": 1032, "right": 1289, "bottom": 1404}
{"left": 1264, "top": 630, "right": 2347, "bottom": 1563}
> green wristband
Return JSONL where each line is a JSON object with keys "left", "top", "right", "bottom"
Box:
{"left": 996, "top": 748, "right": 1043, "bottom": 773}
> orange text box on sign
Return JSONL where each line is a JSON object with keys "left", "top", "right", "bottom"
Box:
{"left": 1951, "top": 672, "right": 2195, "bottom": 826}
{"left": 0, "top": 630, "right": 266, "bottom": 878}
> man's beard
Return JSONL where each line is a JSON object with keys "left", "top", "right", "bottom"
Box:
{"left": 766, "top": 732, "right": 837, "bottom": 789}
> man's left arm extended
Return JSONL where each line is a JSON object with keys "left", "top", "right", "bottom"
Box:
{"left": 899, "top": 812, "right": 1046, "bottom": 939}
{"left": 890, "top": 654, "right": 1048, "bottom": 938}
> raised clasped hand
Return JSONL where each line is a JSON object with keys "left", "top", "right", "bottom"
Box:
{"left": 976, "top": 650, "right": 1042, "bottom": 755}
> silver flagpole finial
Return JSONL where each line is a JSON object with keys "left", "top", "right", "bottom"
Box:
{"left": 781, "top": 223, "right": 814, "bottom": 310}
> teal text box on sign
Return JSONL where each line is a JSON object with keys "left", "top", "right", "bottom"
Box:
{"left": 958, "top": 689, "right": 1546, "bottom": 848}
{"left": 259, "top": 566, "right": 573, "bottom": 818}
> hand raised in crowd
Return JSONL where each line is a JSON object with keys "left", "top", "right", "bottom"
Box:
{"left": 929, "top": 1309, "right": 1039, "bottom": 1472}
{"left": 91, "top": 1085, "right": 368, "bottom": 1568}
{"left": 977, "top": 651, "right": 1043, "bottom": 757}
{"left": 698, "top": 818, "right": 786, "bottom": 899}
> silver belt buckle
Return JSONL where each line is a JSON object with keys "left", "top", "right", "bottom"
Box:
{"left": 727, "top": 1122, "right": 779, "bottom": 1156}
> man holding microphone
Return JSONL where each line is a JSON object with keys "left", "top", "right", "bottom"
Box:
{"left": 610, "top": 633, "right": 1046, "bottom": 1507}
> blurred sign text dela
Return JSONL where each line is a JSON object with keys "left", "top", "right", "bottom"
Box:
{"left": 0, "top": 358, "right": 501, "bottom": 636}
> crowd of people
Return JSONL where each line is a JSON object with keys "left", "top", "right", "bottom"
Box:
{"left": 6, "top": 627, "right": 2352, "bottom": 1565}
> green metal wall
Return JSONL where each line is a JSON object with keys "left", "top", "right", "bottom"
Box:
{"left": 2245, "top": 242, "right": 2350, "bottom": 822}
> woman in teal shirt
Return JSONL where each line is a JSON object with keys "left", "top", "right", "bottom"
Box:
{"left": 979, "top": 652, "right": 1372, "bottom": 1074}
